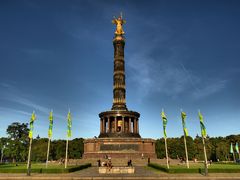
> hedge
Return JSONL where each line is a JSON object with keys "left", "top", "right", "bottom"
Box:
{"left": 148, "top": 163, "right": 240, "bottom": 174}
{"left": 148, "top": 163, "right": 201, "bottom": 173}
{"left": 0, "top": 163, "right": 91, "bottom": 173}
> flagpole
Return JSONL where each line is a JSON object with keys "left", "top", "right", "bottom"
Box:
{"left": 181, "top": 109, "right": 189, "bottom": 168}
{"left": 162, "top": 108, "right": 169, "bottom": 169}
{"left": 46, "top": 138, "right": 51, "bottom": 168}
{"left": 199, "top": 110, "right": 208, "bottom": 176}
{"left": 65, "top": 109, "right": 71, "bottom": 169}
{"left": 27, "top": 111, "right": 36, "bottom": 176}
{"left": 164, "top": 137, "right": 169, "bottom": 169}
{"left": 202, "top": 136, "right": 208, "bottom": 176}
{"left": 27, "top": 137, "right": 32, "bottom": 176}
{"left": 65, "top": 138, "right": 68, "bottom": 168}
{"left": 236, "top": 142, "right": 240, "bottom": 160}
{"left": 46, "top": 110, "right": 53, "bottom": 168}
{"left": 233, "top": 151, "right": 236, "bottom": 162}
{"left": 183, "top": 132, "right": 189, "bottom": 168}
{"left": 232, "top": 146, "right": 236, "bottom": 162}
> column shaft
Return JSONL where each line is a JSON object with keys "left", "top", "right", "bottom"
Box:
{"left": 134, "top": 118, "right": 137, "bottom": 133}
{"left": 129, "top": 118, "right": 131, "bottom": 133}
{"left": 107, "top": 117, "right": 110, "bottom": 132}
{"left": 122, "top": 117, "right": 125, "bottom": 132}
{"left": 103, "top": 118, "right": 105, "bottom": 133}
{"left": 100, "top": 119, "right": 103, "bottom": 133}
{"left": 137, "top": 119, "right": 139, "bottom": 133}
{"left": 114, "top": 117, "right": 117, "bottom": 132}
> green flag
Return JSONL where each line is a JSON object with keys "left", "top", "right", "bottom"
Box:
{"left": 67, "top": 111, "right": 72, "bottom": 138}
{"left": 161, "top": 111, "right": 167, "bottom": 138}
{"left": 48, "top": 111, "right": 53, "bottom": 138}
{"left": 230, "top": 142, "right": 234, "bottom": 154}
{"left": 29, "top": 112, "right": 36, "bottom": 139}
{"left": 236, "top": 142, "right": 239, "bottom": 154}
{"left": 181, "top": 111, "right": 189, "bottom": 137}
{"left": 198, "top": 111, "right": 207, "bottom": 138}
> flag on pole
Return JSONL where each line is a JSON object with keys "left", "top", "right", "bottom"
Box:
{"left": 48, "top": 111, "right": 53, "bottom": 138}
{"left": 29, "top": 112, "right": 36, "bottom": 139}
{"left": 198, "top": 111, "right": 207, "bottom": 138}
{"left": 67, "top": 111, "right": 72, "bottom": 138}
{"left": 27, "top": 111, "right": 36, "bottom": 176}
{"left": 236, "top": 142, "right": 239, "bottom": 154}
{"left": 230, "top": 142, "right": 234, "bottom": 154}
{"left": 181, "top": 111, "right": 189, "bottom": 136}
{"left": 161, "top": 111, "right": 167, "bottom": 138}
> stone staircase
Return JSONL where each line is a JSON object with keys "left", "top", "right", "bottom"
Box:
{"left": 68, "top": 158, "right": 179, "bottom": 167}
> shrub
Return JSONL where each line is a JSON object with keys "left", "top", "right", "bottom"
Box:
{"left": 0, "top": 163, "right": 91, "bottom": 173}
{"left": 148, "top": 163, "right": 240, "bottom": 174}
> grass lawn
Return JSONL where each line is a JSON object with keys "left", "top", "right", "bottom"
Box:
{"left": 0, "top": 163, "right": 91, "bottom": 173}
{"left": 148, "top": 163, "right": 240, "bottom": 174}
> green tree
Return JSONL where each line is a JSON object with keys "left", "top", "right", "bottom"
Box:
{"left": 187, "top": 136, "right": 197, "bottom": 160}
{"left": 51, "top": 140, "right": 66, "bottom": 160}
{"left": 193, "top": 135, "right": 204, "bottom": 160}
{"left": 69, "top": 138, "right": 84, "bottom": 159}
{"left": 168, "top": 137, "right": 181, "bottom": 159}
{"left": 179, "top": 136, "right": 197, "bottom": 160}
{"left": 155, "top": 138, "right": 165, "bottom": 158}
{"left": 0, "top": 137, "right": 8, "bottom": 151}
{"left": 0, "top": 137, "right": 8, "bottom": 162}
{"left": 32, "top": 138, "right": 48, "bottom": 162}
{"left": 6, "top": 122, "right": 29, "bottom": 162}
{"left": 216, "top": 140, "right": 228, "bottom": 161}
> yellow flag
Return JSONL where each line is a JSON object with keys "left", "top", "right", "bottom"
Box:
{"left": 29, "top": 111, "right": 36, "bottom": 139}
{"left": 67, "top": 111, "right": 72, "bottom": 138}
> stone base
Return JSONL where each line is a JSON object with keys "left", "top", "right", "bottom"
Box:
{"left": 83, "top": 138, "right": 156, "bottom": 159}
{"left": 99, "top": 132, "right": 141, "bottom": 138}
{"left": 99, "top": 167, "right": 135, "bottom": 174}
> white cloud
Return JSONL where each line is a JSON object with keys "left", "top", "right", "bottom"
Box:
{"left": 0, "top": 107, "right": 32, "bottom": 116}
{"left": 0, "top": 83, "right": 65, "bottom": 119}
{"left": 126, "top": 42, "right": 227, "bottom": 100}
{"left": 127, "top": 49, "right": 191, "bottom": 98}
{"left": 13, "top": 97, "right": 48, "bottom": 113}
{"left": 192, "top": 79, "right": 227, "bottom": 99}
{"left": 7, "top": 96, "right": 66, "bottom": 119}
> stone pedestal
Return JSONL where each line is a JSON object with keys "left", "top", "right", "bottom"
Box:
{"left": 83, "top": 138, "right": 156, "bottom": 159}
{"left": 99, "top": 167, "right": 135, "bottom": 174}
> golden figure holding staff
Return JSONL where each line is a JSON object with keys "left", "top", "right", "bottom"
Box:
{"left": 112, "top": 13, "right": 126, "bottom": 35}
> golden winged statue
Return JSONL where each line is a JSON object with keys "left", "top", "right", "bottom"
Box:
{"left": 112, "top": 13, "right": 126, "bottom": 35}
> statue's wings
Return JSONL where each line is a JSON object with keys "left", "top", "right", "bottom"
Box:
{"left": 112, "top": 19, "right": 116, "bottom": 24}
{"left": 123, "top": 20, "right": 126, "bottom": 24}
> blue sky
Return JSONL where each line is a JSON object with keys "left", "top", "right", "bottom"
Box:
{"left": 0, "top": 0, "right": 239, "bottom": 140}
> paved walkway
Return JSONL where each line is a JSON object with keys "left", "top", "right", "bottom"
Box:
{"left": 1, "top": 166, "right": 240, "bottom": 180}
{"left": 74, "top": 166, "right": 160, "bottom": 177}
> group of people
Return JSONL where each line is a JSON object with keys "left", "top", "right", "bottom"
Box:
{"left": 97, "top": 155, "right": 113, "bottom": 170}
{"left": 127, "top": 159, "right": 132, "bottom": 166}
{"left": 97, "top": 155, "right": 133, "bottom": 168}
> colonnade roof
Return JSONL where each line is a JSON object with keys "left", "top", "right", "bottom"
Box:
{"left": 99, "top": 110, "right": 140, "bottom": 118}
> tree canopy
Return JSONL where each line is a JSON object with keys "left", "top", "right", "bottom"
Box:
{"left": 0, "top": 122, "right": 239, "bottom": 162}
{"left": 156, "top": 135, "right": 240, "bottom": 161}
